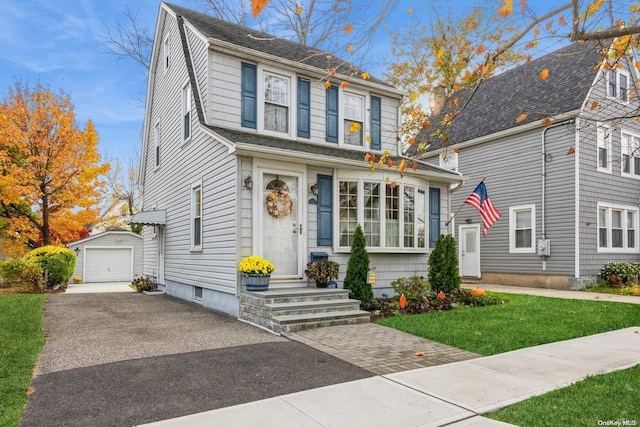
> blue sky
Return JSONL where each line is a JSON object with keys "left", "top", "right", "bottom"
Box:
{"left": 0, "top": 0, "right": 563, "bottom": 163}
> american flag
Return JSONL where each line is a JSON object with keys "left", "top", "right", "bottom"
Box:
{"left": 465, "top": 182, "right": 501, "bottom": 237}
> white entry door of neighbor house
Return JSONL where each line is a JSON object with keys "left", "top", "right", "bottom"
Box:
{"left": 459, "top": 224, "right": 481, "bottom": 278}
{"left": 259, "top": 171, "right": 305, "bottom": 279}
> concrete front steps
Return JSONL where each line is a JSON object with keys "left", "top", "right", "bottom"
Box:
{"left": 239, "top": 287, "right": 370, "bottom": 334}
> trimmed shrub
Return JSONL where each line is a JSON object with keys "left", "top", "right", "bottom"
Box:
{"left": 131, "top": 277, "right": 156, "bottom": 292}
{"left": 343, "top": 224, "right": 373, "bottom": 304}
{"left": 599, "top": 262, "right": 640, "bottom": 286}
{"left": 24, "top": 246, "right": 76, "bottom": 289}
{"left": 0, "top": 258, "right": 45, "bottom": 292}
{"left": 391, "top": 275, "right": 430, "bottom": 300}
{"left": 428, "top": 234, "right": 461, "bottom": 294}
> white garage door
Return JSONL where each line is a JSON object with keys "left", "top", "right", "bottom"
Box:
{"left": 85, "top": 248, "right": 133, "bottom": 283}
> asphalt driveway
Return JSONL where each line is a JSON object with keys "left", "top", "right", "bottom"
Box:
{"left": 20, "top": 293, "right": 373, "bottom": 427}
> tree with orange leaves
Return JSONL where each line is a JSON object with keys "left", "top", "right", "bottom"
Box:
{"left": 0, "top": 83, "right": 109, "bottom": 256}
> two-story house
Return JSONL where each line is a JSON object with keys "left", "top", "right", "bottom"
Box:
{"left": 131, "top": 2, "right": 465, "bottom": 326}
{"left": 416, "top": 40, "right": 640, "bottom": 290}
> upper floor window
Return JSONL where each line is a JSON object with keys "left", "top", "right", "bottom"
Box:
{"left": 338, "top": 178, "right": 426, "bottom": 251}
{"left": 621, "top": 132, "right": 640, "bottom": 178}
{"left": 343, "top": 92, "right": 365, "bottom": 146}
{"left": 191, "top": 182, "right": 202, "bottom": 250}
{"left": 607, "top": 69, "right": 629, "bottom": 102}
{"left": 509, "top": 204, "right": 535, "bottom": 253}
{"left": 182, "top": 83, "right": 191, "bottom": 142}
{"left": 153, "top": 122, "right": 160, "bottom": 168}
{"left": 598, "top": 203, "right": 638, "bottom": 253}
{"left": 439, "top": 151, "right": 458, "bottom": 171}
{"left": 264, "top": 72, "right": 290, "bottom": 133}
{"left": 163, "top": 33, "right": 171, "bottom": 71}
{"left": 597, "top": 124, "right": 611, "bottom": 173}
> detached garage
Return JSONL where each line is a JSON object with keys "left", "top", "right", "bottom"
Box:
{"left": 68, "top": 231, "right": 143, "bottom": 283}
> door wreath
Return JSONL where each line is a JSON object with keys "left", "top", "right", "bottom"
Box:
{"left": 266, "top": 189, "right": 293, "bottom": 218}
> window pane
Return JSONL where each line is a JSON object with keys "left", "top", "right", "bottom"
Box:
{"left": 264, "top": 74, "right": 288, "bottom": 105}
{"left": 515, "top": 210, "right": 531, "bottom": 228}
{"left": 612, "top": 229, "right": 623, "bottom": 248}
{"left": 339, "top": 181, "right": 358, "bottom": 247}
{"left": 612, "top": 210, "right": 622, "bottom": 228}
{"left": 264, "top": 103, "right": 288, "bottom": 132}
{"left": 634, "top": 157, "right": 640, "bottom": 176}
{"left": 599, "top": 227, "right": 607, "bottom": 248}
{"left": 404, "top": 186, "right": 415, "bottom": 247}
{"left": 385, "top": 184, "right": 399, "bottom": 247}
{"left": 194, "top": 217, "right": 201, "bottom": 246}
{"left": 364, "top": 182, "right": 380, "bottom": 247}
{"left": 620, "top": 73, "right": 628, "bottom": 102}
{"left": 608, "top": 70, "right": 617, "bottom": 97}
{"left": 344, "top": 93, "right": 364, "bottom": 121}
{"left": 417, "top": 189, "right": 426, "bottom": 248}
{"left": 515, "top": 229, "right": 531, "bottom": 248}
{"left": 628, "top": 230, "right": 635, "bottom": 248}
{"left": 344, "top": 120, "right": 363, "bottom": 146}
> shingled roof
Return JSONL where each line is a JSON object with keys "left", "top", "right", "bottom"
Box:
{"left": 414, "top": 40, "right": 605, "bottom": 152}
{"left": 163, "top": 2, "right": 390, "bottom": 87}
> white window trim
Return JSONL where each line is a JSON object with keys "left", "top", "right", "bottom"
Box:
{"left": 191, "top": 180, "right": 203, "bottom": 252}
{"left": 256, "top": 67, "right": 296, "bottom": 139}
{"left": 606, "top": 68, "right": 630, "bottom": 104}
{"left": 509, "top": 204, "right": 536, "bottom": 254}
{"left": 597, "top": 124, "right": 612, "bottom": 174}
{"left": 153, "top": 121, "right": 160, "bottom": 170}
{"left": 334, "top": 171, "right": 428, "bottom": 253}
{"left": 597, "top": 202, "right": 639, "bottom": 254}
{"left": 181, "top": 82, "right": 192, "bottom": 144}
{"left": 621, "top": 130, "right": 640, "bottom": 179}
{"left": 163, "top": 33, "right": 170, "bottom": 73}
{"left": 439, "top": 151, "right": 458, "bottom": 171}
{"left": 338, "top": 86, "right": 371, "bottom": 151}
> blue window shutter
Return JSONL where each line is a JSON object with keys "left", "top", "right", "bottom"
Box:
{"left": 317, "top": 175, "right": 333, "bottom": 246}
{"left": 370, "top": 96, "right": 381, "bottom": 150}
{"left": 326, "top": 86, "right": 338, "bottom": 143}
{"left": 429, "top": 188, "right": 441, "bottom": 248}
{"left": 241, "top": 63, "right": 257, "bottom": 129}
{"left": 297, "top": 78, "right": 311, "bottom": 138}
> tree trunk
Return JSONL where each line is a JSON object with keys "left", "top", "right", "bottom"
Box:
{"left": 41, "top": 196, "right": 50, "bottom": 246}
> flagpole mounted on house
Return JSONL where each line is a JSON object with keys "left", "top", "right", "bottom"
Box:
{"left": 445, "top": 176, "right": 487, "bottom": 226}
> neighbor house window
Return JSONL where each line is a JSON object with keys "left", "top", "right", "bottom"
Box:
{"left": 182, "top": 83, "right": 191, "bottom": 142}
{"left": 607, "top": 69, "right": 629, "bottom": 102}
{"left": 338, "top": 178, "right": 426, "bottom": 250}
{"left": 621, "top": 132, "right": 640, "bottom": 177}
{"left": 597, "top": 125, "right": 611, "bottom": 173}
{"left": 191, "top": 182, "right": 202, "bottom": 250}
{"left": 153, "top": 122, "right": 160, "bottom": 168}
{"left": 343, "top": 92, "right": 364, "bottom": 146}
{"left": 439, "top": 151, "right": 458, "bottom": 171}
{"left": 163, "top": 33, "right": 170, "bottom": 71}
{"left": 264, "top": 72, "right": 289, "bottom": 133}
{"left": 509, "top": 204, "right": 535, "bottom": 253}
{"left": 598, "top": 203, "right": 638, "bottom": 252}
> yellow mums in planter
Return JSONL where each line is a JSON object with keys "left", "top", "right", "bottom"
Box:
{"left": 238, "top": 256, "right": 275, "bottom": 276}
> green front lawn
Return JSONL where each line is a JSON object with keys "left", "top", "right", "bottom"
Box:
{"left": 377, "top": 293, "right": 640, "bottom": 355}
{"left": 487, "top": 364, "right": 640, "bottom": 426}
{"left": 0, "top": 294, "right": 46, "bottom": 427}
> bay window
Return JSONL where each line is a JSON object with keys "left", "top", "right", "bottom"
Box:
{"left": 338, "top": 178, "right": 427, "bottom": 250}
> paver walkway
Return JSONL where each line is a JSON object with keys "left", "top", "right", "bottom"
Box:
{"left": 287, "top": 323, "right": 479, "bottom": 375}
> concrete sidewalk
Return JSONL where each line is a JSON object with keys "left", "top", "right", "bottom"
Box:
{"left": 141, "top": 327, "right": 640, "bottom": 427}
{"left": 477, "top": 283, "right": 640, "bottom": 304}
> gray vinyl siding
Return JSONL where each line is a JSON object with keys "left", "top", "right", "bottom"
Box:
{"left": 142, "top": 13, "right": 237, "bottom": 294}
{"left": 185, "top": 25, "right": 208, "bottom": 113}
{"left": 450, "top": 124, "right": 576, "bottom": 276}
{"left": 578, "top": 58, "right": 640, "bottom": 277}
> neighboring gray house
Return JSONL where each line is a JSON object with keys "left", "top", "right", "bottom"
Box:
{"left": 416, "top": 40, "right": 640, "bottom": 290}
{"left": 67, "top": 230, "right": 143, "bottom": 283}
{"left": 131, "top": 2, "right": 465, "bottom": 324}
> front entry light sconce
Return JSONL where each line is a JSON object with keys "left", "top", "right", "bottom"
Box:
{"left": 244, "top": 175, "right": 253, "bottom": 190}
{"left": 310, "top": 183, "right": 318, "bottom": 196}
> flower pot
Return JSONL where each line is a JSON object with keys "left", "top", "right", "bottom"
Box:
{"left": 316, "top": 281, "right": 328, "bottom": 288}
{"left": 245, "top": 273, "right": 271, "bottom": 291}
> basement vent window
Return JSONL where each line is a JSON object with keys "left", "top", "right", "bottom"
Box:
{"left": 194, "top": 286, "right": 203, "bottom": 301}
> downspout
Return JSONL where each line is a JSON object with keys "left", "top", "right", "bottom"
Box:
{"left": 541, "top": 120, "right": 574, "bottom": 271}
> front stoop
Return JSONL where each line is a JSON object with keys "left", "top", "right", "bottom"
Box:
{"left": 239, "top": 288, "right": 371, "bottom": 334}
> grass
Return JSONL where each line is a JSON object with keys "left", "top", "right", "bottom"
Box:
{"left": 486, "top": 364, "right": 640, "bottom": 426}
{"left": 377, "top": 292, "right": 640, "bottom": 355}
{"left": 583, "top": 283, "right": 640, "bottom": 296}
{"left": 0, "top": 294, "right": 46, "bottom": 427}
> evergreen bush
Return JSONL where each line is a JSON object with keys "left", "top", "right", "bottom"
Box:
{"left": 24, "top": 246, "right": 76, "bottom": 289}
{"left": 0, "top": 258, "right": 44, "bottom": 292}
{"left": 343, "top": 224, "right": 373, "bottom": 304}
{"left": 428, "top": 234, "right": 461, "bottom": 293}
